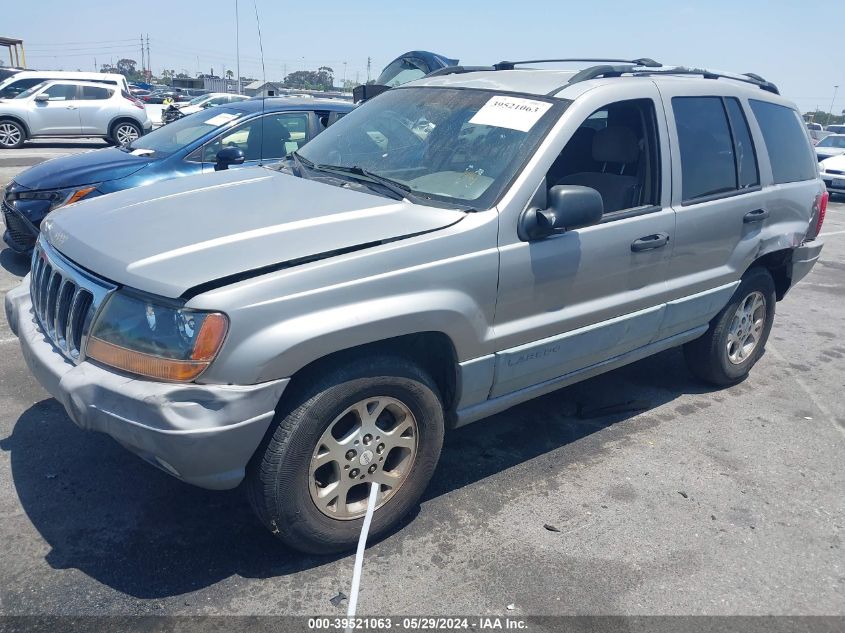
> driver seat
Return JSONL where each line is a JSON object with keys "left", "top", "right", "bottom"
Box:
{"left": 556, "top": 126, "right": 641, "bottom": 213}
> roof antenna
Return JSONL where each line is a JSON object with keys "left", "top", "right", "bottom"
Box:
{"left": 253, "top": 0, "right": 268, "bottom": 158}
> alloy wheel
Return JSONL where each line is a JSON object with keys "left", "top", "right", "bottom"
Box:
{"left": 0, "top": 123, "right": 22, "bottom": 147}
{"left": 309, "top": 396, "right": 418, "bottom": 520}
{"left": 726, "top": 290, "right": 766, "bottom": 365}
{"left": 115, "top": 124, "right": 139, "bottom": 146}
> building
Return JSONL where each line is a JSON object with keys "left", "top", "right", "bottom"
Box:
{"left": 243, "top": 81, "right": 285, "bottom": 97}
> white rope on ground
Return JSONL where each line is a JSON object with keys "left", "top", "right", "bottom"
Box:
{"left": 345, "top": 482, "right": 380, "bottom": 632}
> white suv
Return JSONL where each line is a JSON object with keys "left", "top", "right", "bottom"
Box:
{"left": 0, "top": 79, "right": 152, "bottom": 148}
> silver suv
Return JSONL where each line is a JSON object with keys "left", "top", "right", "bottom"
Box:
{"left": 5, "top": 60, "right": 826, "bottom": 553}
{"left": 0, "top": 79, "right": 151, "bottom": 149}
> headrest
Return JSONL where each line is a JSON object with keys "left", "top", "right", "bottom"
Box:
{"left": 592, "top": 126, "right": 639, "bottom": 164}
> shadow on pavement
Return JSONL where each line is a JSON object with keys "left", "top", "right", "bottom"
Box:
{"left": 19, "top": 140, "right": 109, "bottom": 150}
{"left": 1, "top": 247, "right": 30, "bottom": 276}
{"left": 1, "top": 346, "right": 715, "bottom": 598}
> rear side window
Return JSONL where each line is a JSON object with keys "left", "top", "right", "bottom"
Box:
{"left": 724, "top": 98, "right": 759, "bottom": 189}
{"left": 673, "top": 97, "right": 737, "bottom": 201}
{"left": 80, "top": 86, "right": 113, "bottom": 100}
{"left": 749, "top": 100, "right": 817, "bottom": 184}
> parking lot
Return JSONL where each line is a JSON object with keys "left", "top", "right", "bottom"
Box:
{"left": 0, "top": 141, "right": 843, "bottom": 617}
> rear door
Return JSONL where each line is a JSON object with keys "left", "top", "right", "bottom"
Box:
{"left": 27, "top": 83, "right": 82, "bottom": 135}
{"left": 76, "top": 85, "right": 116, "bottom": 134}
{"left": 659, "top": 86, "right": 816, "bottom": 339}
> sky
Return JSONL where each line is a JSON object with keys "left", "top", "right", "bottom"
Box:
{"left": 4, "top": 0, "right": 842, "bottom": 114}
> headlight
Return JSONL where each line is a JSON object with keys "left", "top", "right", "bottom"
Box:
{"left": 9, "top": 185, "right": 99, "bottom": 212}
{"left": 86, "top": 291, "right": 228, "bottom": 382}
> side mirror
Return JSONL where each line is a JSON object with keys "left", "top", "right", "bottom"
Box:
{"left": 34, "top": 93, "right": 49, "bottom": 103}
{"left": 518, "top": 185, "right": 604, "bottom": 241}
{"left": 215, "top": 147, "right": 245, "bottom": 171}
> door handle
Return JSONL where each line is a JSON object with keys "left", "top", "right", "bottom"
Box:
{"left": 743, "top": 208, "right": 769, "bottom": 223}
{"left": 631, "top": 233, "right": 669, "bottom": 252}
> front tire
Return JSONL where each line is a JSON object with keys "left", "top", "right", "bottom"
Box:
{"left": 683, "top": 267, "right": 776, "bottom": 386}
{"left": 0, "top": 120, "right": 26, "bottom": 149}
{"left": 247, "top": 355, "right": 445, "bottom": 553}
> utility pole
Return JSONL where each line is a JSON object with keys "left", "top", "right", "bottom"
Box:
{"left": 235, "top": 0, "right": 241, "bottom": 94}
{"left": 146, "top": 34, "right": 151, "bottom": 81}
{"left": 366, "top": 57, "right": 371, "bottom": 82}
{"left": 828, "top": 86, "right": 840, "bottom": 126}
{"left": 140, "top": 34, "right": 146, "bottom": 77}
{"left": 94, "top": 57, "right": 97, "bottom": 72}
{"left": 343, "top": 61, "right": 347, "bottom": 86}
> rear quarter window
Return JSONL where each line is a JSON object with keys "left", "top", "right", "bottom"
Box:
{"left": 750, "top": 100, "right": 817, "bottom": 184}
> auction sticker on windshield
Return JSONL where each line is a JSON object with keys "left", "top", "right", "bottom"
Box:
{"left": 204, "top": 112, "right": 239, "bottom": 126}
{"left": 469, "top": 96, "right": 553, "bottom": 132}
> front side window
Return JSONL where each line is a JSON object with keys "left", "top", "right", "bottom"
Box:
{"left": 673, "top": 97, "right": 740, "bottom": 201}
{"left": 297, "top": 87, "right": 563, "bottom": 209}
{"left": 41, "top": 84, "right": 79, "bottom": 101}
{"left": 546, "top": 98, "right": 661, "bottom": 214}
{"left": 749, "top": 100, "right": 817, "bottom": 184}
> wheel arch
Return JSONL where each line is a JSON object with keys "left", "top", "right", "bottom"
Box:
{"left": 107, "top": 116, "right": 143, "bottom": 139}
{"left": 282, "top": 331, "right": 460, "bottom": 422}
{"left": 0, "top": 115, "right": 30, "bottom": 138}
{"left": 746, "top": 248, "right": 794, "bottom": 300}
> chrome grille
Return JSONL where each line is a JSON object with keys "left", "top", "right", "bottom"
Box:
{"left": 30, "top": 239, "right": 116, "bottom": 362}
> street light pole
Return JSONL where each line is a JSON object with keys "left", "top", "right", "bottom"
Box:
{"left": 235, "top": 0, "right": 241, "bottom": 94}
{"left": 828, "top": 85, "right": 839, "bottom": 127}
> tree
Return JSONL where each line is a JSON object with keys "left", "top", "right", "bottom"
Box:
{"left": 226, "top": 69, "right": 234, "bottom": 80}
{"left": 116, "top": 58, "right": 140, "bottom": 81}
{"left": 342, "top": 79, "right": 360, "bottom": 92}
{"left": 283, "top": 66, "right": 334, "bottom": 91}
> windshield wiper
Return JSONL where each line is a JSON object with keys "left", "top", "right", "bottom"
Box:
{"left": 311, "top": 163, "right": 428, "bottom": 203}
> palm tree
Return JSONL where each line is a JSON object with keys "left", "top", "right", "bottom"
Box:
{"left": 226, "top": 69, "right": 234, "bottom": 80}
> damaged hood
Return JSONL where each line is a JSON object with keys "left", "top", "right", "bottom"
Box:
{"left": 42, "top": 168, "right": 464, "bottom": 298}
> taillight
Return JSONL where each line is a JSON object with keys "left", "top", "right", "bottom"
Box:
{"left": 808, "top": 191, "right": 828, "bottom": 240}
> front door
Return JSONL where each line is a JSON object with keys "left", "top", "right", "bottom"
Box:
{"left": 27, "top": 83, "right": 82, "bottom": 135}
{"left": 491, "top": 85, "right": 675, "bottom": 398}
{"left": 200, "top": 111, "right": 311, "bottom": 173}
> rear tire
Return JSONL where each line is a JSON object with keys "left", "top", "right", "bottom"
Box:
{"left": 0, "top": 120, "right": 26, "bottom": 149}
{"left": 247, "top": 355, "right": 445, "bottom": 554}
{"left": 683, "top": 267, "right": 776, "bottom": 386}
{"left": 110, "top": 120, "right": 141, "bottom": 146}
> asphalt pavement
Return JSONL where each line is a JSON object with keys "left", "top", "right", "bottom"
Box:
{"left": 0, "top": 141, "right": 843, "bottom": 619}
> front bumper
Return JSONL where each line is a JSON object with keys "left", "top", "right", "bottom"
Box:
{"left": 5, "top": 279, "right": 289, "bottom": 490}
{"left": 790, "top": 240, "right": 824, "bottom": 288}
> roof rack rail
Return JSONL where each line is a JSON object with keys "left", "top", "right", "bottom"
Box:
{"left": 493, "top": 57, "right": 661, "bottom": 71}
{"left": 630, "top": 67, "right": 780, "bottom": 94}
{"left": 549, "top": 64, "right": 780, "bottom": 95}
{"left": 425, "top": 65, "right": 495, "bottom": 78}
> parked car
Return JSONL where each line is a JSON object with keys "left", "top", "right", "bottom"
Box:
{"left": 142, "top": 91, "right": 190, "bottom": 104}
{"left": 0, "top": 66, "right": 24, "bottom": 82}
{"left": 814, "top": 134, "right": 845, "bottom": 161}
{"left": 1, "top": 98, "right": 352, "bottom": 252}
{"left": 129, "top": 88, "right": 151, "bottom": 98}
{"left": 178, "top": 93, "right": 250, "bottom": 115}
{"left": 820, "top": 153, "right": 845, "bottom": 197}
{"left": 805, "top": 121, "right": 831, "bottom": 145}
{"left": 825, "top": 124, "right": 845, "bottom": 134}
{"left": 5, "top": 60, "right": 825, "bottom": 553}
{"left": 0, "top": 71, "right": 130, "bottom": 99}
{"left": 0, "top": 79, "right": 151, "bottom": 151}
